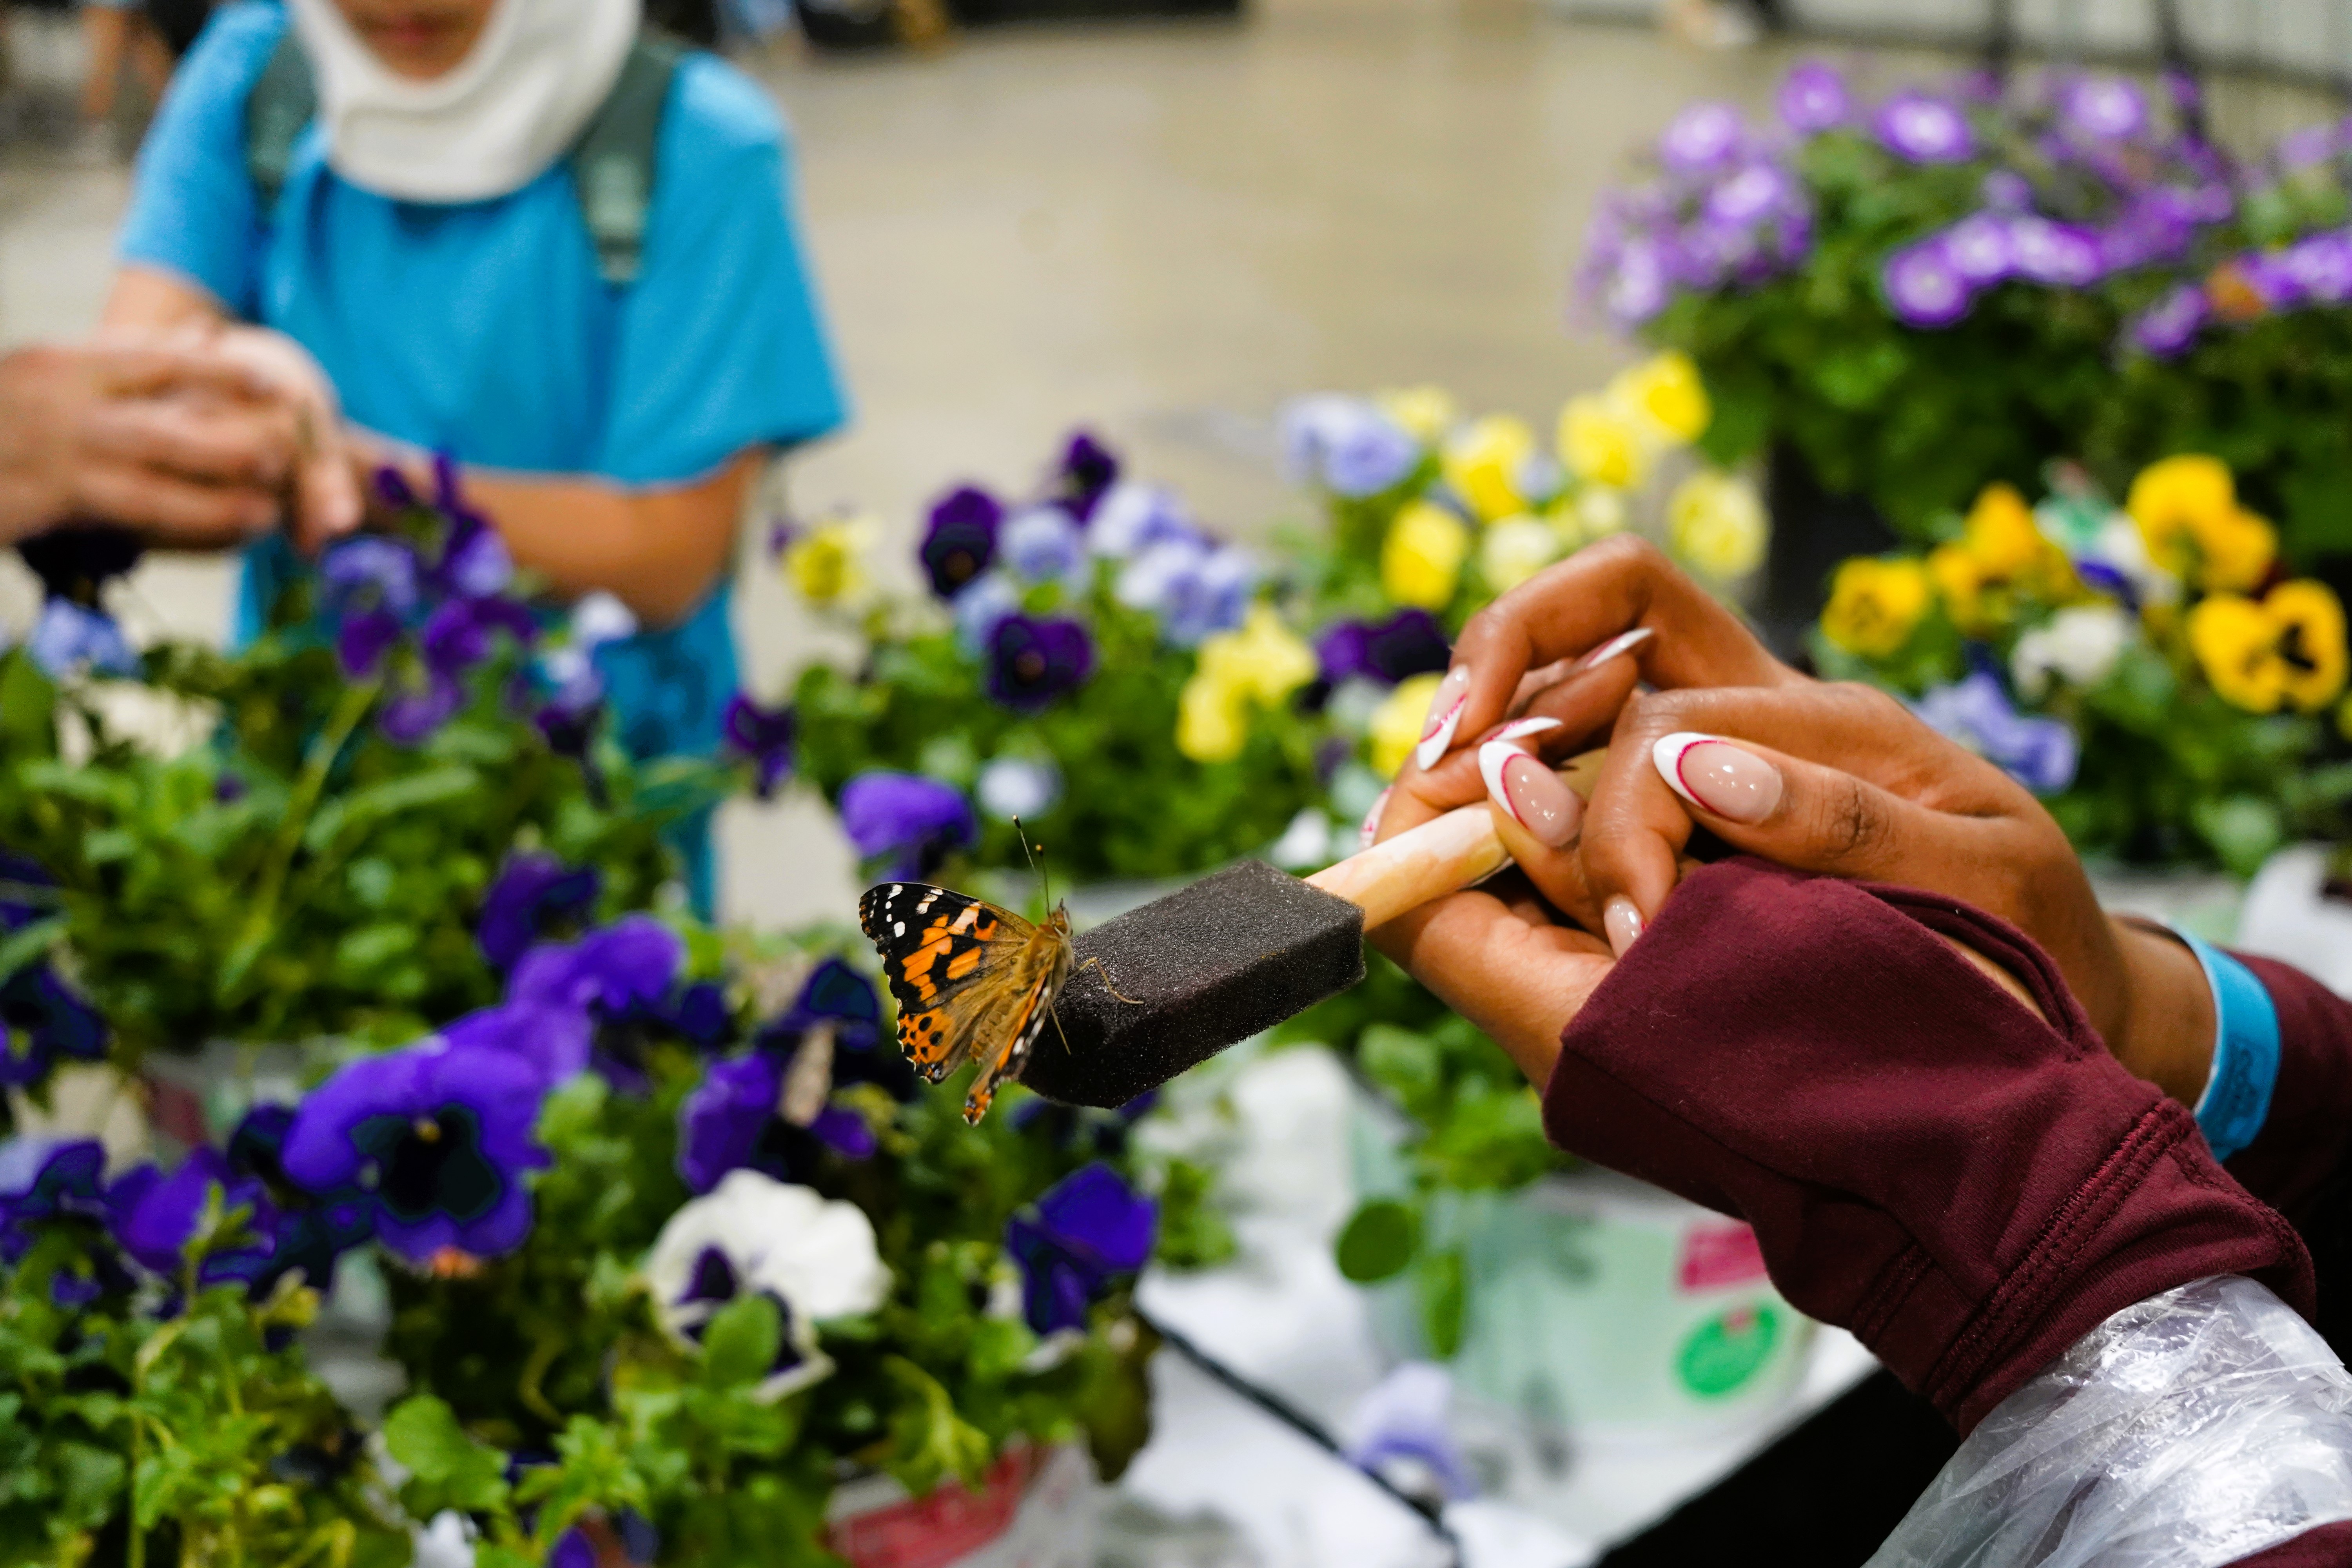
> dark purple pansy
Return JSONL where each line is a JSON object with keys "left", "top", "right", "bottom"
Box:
{"left": 226, "top": 1104, "right": 376, "bottom": 1292}
{"left": 1874, "top": 91, "right": 1975, "bottom": 163}
{"left": 320, "top": 537, "right": 421, "bottom": 619}
{"left": 112, "top": 1147, "right": 279, "bottom": 1289}
{"left": 838, "top": 771, "right": 977, "bottom": 881}
{"left": 379, "top": 675, "right": 464, "bottom": 746}
{"left": 1882, "top": 238, "right": 1972, "bottom": 327}
{"left": 548, "top": 1528, "right": 597, "bottom": 1568}
{"left": 1055, "top": 432, "right": 1121, "bottom": 521}
{"left": 0, "top": 964, "right": 108, "bottom": 1088}
{"left": 722, "top": 694, "right": 796, "bottom": 800}
{"left": 0, "top": 1136, "right": 107, "bottom": 1263}
{"left": 422, "top": 595, "right": 539, "bottom": 679}
{"left": 920, "top": 487, "right": 1004, "bottom": 599}
{"left": 1315, "top": 610, "right": 1451, "bottom": 689}
{"left": 675, "top": 1047, "right": 874, "bottom": 1195}
{"left": 478, "top": 853, "right": 603, "bottom": 972}
{"left": 281, "top": 1041, "right": 551, "bottom": 1265}
{"left": 1005, "top": 1162, "right": 1157, "bottom": 1336}
{"left": 422, "top": 456, "right": 513, "bottom": 599}
{"left": 984, "top": 614, "right": 1096, "bottom": 712}
{"left": 2058, "top": 75, "right": 2149, "bottom": 143}
{"left": 15, "top": 524, "right": 144, "bottom": 607}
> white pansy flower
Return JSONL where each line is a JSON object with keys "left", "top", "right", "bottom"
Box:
{"left": 1089, "top": 482, "right": 1196, "bottom": 561}
{"left": 569, "top": 591, "right": 639, "bottom": 651}
{"left": 2012, "top": 604, "right": 2134, "bottom": 700}
{"left": 646, "top": 1171, "right": 890, "bottom": 1401}
{"left": 976, "top": 756, "right": 1063, "bottom": 822}
{"left": 1479, "top": 516, "right": 1563, "bottom": 593}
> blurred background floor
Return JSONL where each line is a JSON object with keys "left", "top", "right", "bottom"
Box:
{"left": 0, "top": 0, "right": 2336, "bottom": 930}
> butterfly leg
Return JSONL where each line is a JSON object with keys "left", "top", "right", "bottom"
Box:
{"left": 1074, "top": 955, "right": 1144, "bottom": 1006}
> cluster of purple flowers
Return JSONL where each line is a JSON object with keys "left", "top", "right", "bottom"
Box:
{"left": 1004, "top": 1161, "right": 1157, "bottom": 1335}
{"left": 1583, "top": 62, "right": 2237, "bottom": 337}
{"left": 0, "top": 854, "right": 106, "bottom": 1090}
{"left": 320, "top": 460, "right": 545, "bottom": 746}
{"left": 915, "top": 433, "right": 1258, "bottom": 714}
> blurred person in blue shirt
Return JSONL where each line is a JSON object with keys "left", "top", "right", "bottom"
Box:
{"left": 97, "top": 0, "right": 849, "bottom": 912}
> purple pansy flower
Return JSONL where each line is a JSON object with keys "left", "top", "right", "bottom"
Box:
{"left": 1940, "top": 211, "right": 2014, "bottom": 286}
{"left": 722, "top": 694, "right": 796, "bottom": 799}
{"left": 676, "top": 1047, "right": 876, "bottom": 1195}
{"left": 2059, "top": 76, "right": 2149, "bottom": 143}
{"left": 1875, "top": 91, "right": 1975, "bottom": 163}
{"left": 282, "top": 1040, "right": 551, "bottom": 1265}
{"left": 1087, "top": 483, "right": 1197, "bottom": 562}
{"left": 777, "top": 958, "right": 886, "bottom": 1056}
{"left": 112, "top": 1146, "right": 279, "bottom": 1289}
{"left": 1005, "top": 1163, "right": 1157, "bottom": 1336}
{"left": 0, "top": 963, "right": 107, "bottom": 1088}
{"left": 320, "top": 537, "right": 423, "bottom": 677}
{"left": 2129, "top": 281, "right": 2210, "bottom": 358}
{"left": 421, "top": 595, "right": 539, "bottom": 679}
{"left": 1316, "top": 610, "right": 1451, "bottom": 689}
{"left": 920, "top": 487, "right": 1004, "bottom": 599}
{"left": 378, "top": 676, "right": 464, "bottom": 746}
{"left": 1979, "top": 169, "right": 2033, "bottom": 211}
{"left": 549, "top": 1530, "right": 597, "bottom": 1568}
{"left": 28, "top": 599, "right": 138, "bottom": 679}
{"left": 2007, "top": 216, "right": 2105, "bottom": 287}
{"left": 479, "top": 853, "right": 602, "bottom": 972}
{"left": 1055, "top": 432, "right": 1122, "bottom": 522}
{"left": 1001, "top": 506, "right": 1086, "bottom": 586}
{"left": 509, "top": 915, "right": 686, "bottom": 1021}
{"left": 439, "top": 1002, "right": 594, "bottom": 1093}
{"left": 417, "top": 456, "right": 513, "bottom": 599}
{"left": 1912, "top": 671, "right": 2078, "bottom": 794}
{"left": 1777, "top": 62, "right": 1851, "bottom": 134}
{"left": 984, "top": 614, "right": 1096, "bottom": 712}
{"left": 1281, "top": 397, "right": 1421, "bottom": 499}
{"left": 15, "top": 524, "right": 143, "bottom": 607}
{"left": 1658, "top": 102, "right": 1744, "bottom": 175}
{"left": 1882, "top": 239, "right": 1972, "bottom": 327}
{"left": 225, "top": 1104, "right": 375, "bottom": 1292}
{"left": 839, "top": 771, "right": 976, "bottom": 881}
{"left": 0, "top": 1136, "right": 107, "bottom": 1263}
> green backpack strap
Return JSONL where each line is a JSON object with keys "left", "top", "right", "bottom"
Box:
{"left": 244, "top": 30, "right": 318, "bottom": 214}
{"left": 567, "top": 36, "right": 685, "bottom": 288}
{"left": 241, "top": 29, "right": 682, "bottom": 289}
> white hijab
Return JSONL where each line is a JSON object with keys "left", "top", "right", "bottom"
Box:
{"left": 285, "top": 0, "right": 641, "bottom": 205}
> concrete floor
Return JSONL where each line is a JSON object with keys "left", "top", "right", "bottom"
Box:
{"left": 0, "top": 0, "right": 2337, "bottom": 929}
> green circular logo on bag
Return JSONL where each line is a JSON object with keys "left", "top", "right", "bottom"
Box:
{"left": 1675, "top": 1305, "right": 1781, "bottom": 1399}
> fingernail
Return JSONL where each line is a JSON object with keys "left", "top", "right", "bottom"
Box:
{"left": 1480, "top": 742, "right": 1584, "bottom": 847}
{"left": 1568, "top": 626, "right": 1655, "bottom": 677}
{"left": 1415, "top": 666, "right": 1472, "bottom": 772}
{"left": 1603, "top": 895, "right": 1644, "bottom": 958}
{"left": 1652, "top": 732, "right": 1783, "bottom": 825}
{"left": 1358, "top": 786, "right": 1391, "bottom": 850}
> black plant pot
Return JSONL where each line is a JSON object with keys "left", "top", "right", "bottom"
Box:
{"left": 1759, "top": 444, "right": 1902, "bottom": 665}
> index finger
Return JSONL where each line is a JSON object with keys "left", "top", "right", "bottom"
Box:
{"left": 83, "top": 345, "right": 275, "bottom": 404}
{"left": 1424, "top": 534, "right": 1799, "bottom": 772}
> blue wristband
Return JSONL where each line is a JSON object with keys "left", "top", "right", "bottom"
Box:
{"left": 2177, "top": 931, "right": 2283, "bottom": 1164}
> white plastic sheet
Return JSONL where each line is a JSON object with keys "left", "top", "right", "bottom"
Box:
{"left": 1870, "top": 1276, "right": 2352, "bottom": 1568}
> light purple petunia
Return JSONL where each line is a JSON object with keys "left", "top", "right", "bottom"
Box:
{"left": 2058, "top": 76, "right": 2149, "bottom": 143}
{"left": 1882, "top": 239, "right": 1972, "bottom": 327}
{"left": 1659, "top": 102, "right": 1745, "bottom": 175}
{"left": 2128, "top": 282, "right": 2210, "bottom": 359}
{"left": 1776, "top": 62, "right": 1851, "bottom": 135}
{"left": 2007, "top": 216, "right": 2104, "bottom": 287}
{"left": 1875, "top": 91, "right": 1975, "bottom": 164}
{"left": 1940, "top": 212, "right": 2014, "bottom": 286}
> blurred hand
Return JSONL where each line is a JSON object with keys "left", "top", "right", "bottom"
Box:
{"left": 1369, "top": 537, "right": 2209, "bottom": 1104}
{"left": 198, "top": 325, "right": 363, "bottom": 550}
{"left": 0, "top": 343, "right": 303, "bottom": 547}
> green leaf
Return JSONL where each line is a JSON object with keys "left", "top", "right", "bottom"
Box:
{"left": 0, "top": 916, "right": 64, "bottom": 985}
{"left": 1335, "top": 1200, "right": 1419, "bottom": 1284}
{"left": 383, "top": 1395, "right": 474, "bottom": 1482}
{"left": 1417, "top": 1248, "right": 1467, "bottom": 1359}
{"left": 700, "top": 1292, "right": 784, "bottom": 1392}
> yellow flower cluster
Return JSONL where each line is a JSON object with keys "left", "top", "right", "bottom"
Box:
{"left": 1927, "top": 483, "right": 2077, "bottom": 635}
{"left": 2126, "top": 455, "right": 2276, "bottom": 593}
{"left": 782, "top": 513, "right": 873, "bottom": 605}
{"left": 2187, "top": 581, "right": 2348, "bottom": 715}
{"left": 1368, "top": 673, "right": 1443, "bottom": 778}
{"left": 1668, "top": 470, "right": 1767, "bottom": 581}
{"left": 1381, "top": 500, "right": 1474, "bottom": 609}
{"left": 1556, "top": 351, "right": 1712, "bottom": 493}
{"left": 1175, "top": 605, "right": 1320, "bottom": 764}
{"left": 1822, "top": 557, "right": 1933, "bottom": 658}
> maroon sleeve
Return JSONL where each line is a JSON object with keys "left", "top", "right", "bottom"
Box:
{"left": 1542, "top": 858, "right": 2312, "bottom": 1434}
{"left": 2234, "top": 1522, "right": 2352, "bottom": 1566}
{"left": 2224, "top": 954, "right": 2352, "bottom": 1225}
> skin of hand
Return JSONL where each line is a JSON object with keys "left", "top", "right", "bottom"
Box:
{"left": 1371, "top": 536, "right": 2209, "bottom": 1106}
{"left": 106, "top": 268, "right": 757, "bottom": 626}
{"left": 0, "top": 343, "right": 306, "bottom": 547}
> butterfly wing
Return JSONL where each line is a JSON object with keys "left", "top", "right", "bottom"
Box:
{"left": 959, "top": 914, "right": 1076, "bottom": 1125}
{"left": 859, "top": 882, "right": 1040, "bottom": 1085}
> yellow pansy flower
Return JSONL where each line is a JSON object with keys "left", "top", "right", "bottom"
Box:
{"left": 2126, "top": 454, "right": 2276, "bottom": 592}
{"left": 1610, "top": 350, "right": 1711, "bottom": 446}
{"left": 1667, "top": 470, "right": 1766, "bottom": 580}
{"left": 1557, "top": 395, "right": 1650, "bottom": 491}
{"left": 1176, "top": 674, "right": 1248, "bottom": 764}
{"left": 1441, "top": 415, "right": 1536, "bottom": 523}
{"left": 1479, "top": 515, "right": 1562, "bottom": 593}
{"left": 1195, "top": 603, "right": 1319, "bottom": 706}
{"left": 1378, "top": 385, "right": 1460, "bottom": 444}
{"left": 1382, "top": 501, "right": 1472, "bottom": 610}
{"left": 1960, "top": 484, "right": 2046, "bottom": 579}
{"left": 1370, "top": 673, "right": 1444, "bottom": 779}
{"left": 782, "top": 513, "right": 872, "bottom": 604}
{"left": 1927, "top": 483, "right": 2076, "bottom": 635}
{"left": 2188, "top": 579, "right": 2349, "bottom": 714}
{"left": 1821, "top": 557, "right": 1933, "bottom": 658}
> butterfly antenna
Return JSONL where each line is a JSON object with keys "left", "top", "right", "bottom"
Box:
{"left": 1013, "top": 815, "right": 1054, "bottom": 911}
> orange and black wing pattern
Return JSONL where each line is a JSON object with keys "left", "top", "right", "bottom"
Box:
{"left": 858, "top": 882, "right": 1074, "bottom": 1123}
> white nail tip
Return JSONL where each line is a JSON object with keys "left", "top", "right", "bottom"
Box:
{"left": 1478, "top": 741, "right": 1526, "bottom": 826}
{"left": 1491, "top": 717, "right": 1562, "bottom": 744}
{"left": 1575, "top": 626, "right": 1656, "bottom": 673}
{"left": 1651, "top": 731, "right": 1716, "bottom": 811}
{"left": 1414, "top": 697, "right": 1466, "bottom": 773}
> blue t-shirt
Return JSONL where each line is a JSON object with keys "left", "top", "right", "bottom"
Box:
{"left": 116, "top": 2, "right": 847, "bottom": 765}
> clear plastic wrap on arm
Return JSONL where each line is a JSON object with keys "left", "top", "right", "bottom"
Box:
{"left": 1869, "top": 1276, "right": 2352, "bottom": 1568}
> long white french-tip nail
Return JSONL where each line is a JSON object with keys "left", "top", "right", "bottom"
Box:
{"left": 1652, "top": 731, "right": 1713, "bottom": 812}
{"left": 1569, "top": 626, "right": 1655, "bottom": 676}
{"left": 1414, "top": 666, "right": 1473, "bottom": 772}
{"left": 1488, "top": 717, "right": 1562, "bottom": 746}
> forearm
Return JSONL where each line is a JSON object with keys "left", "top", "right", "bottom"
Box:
{"left": 403, "top": 455, "right": 755, "bottom": 628}
{"left": 2111, "top": 916, "right": 2221, "bottom": 1110}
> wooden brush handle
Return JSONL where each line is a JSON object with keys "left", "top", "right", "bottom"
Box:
{"left": 1305, "top": 751, "right": 1607, "bottom": 930}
